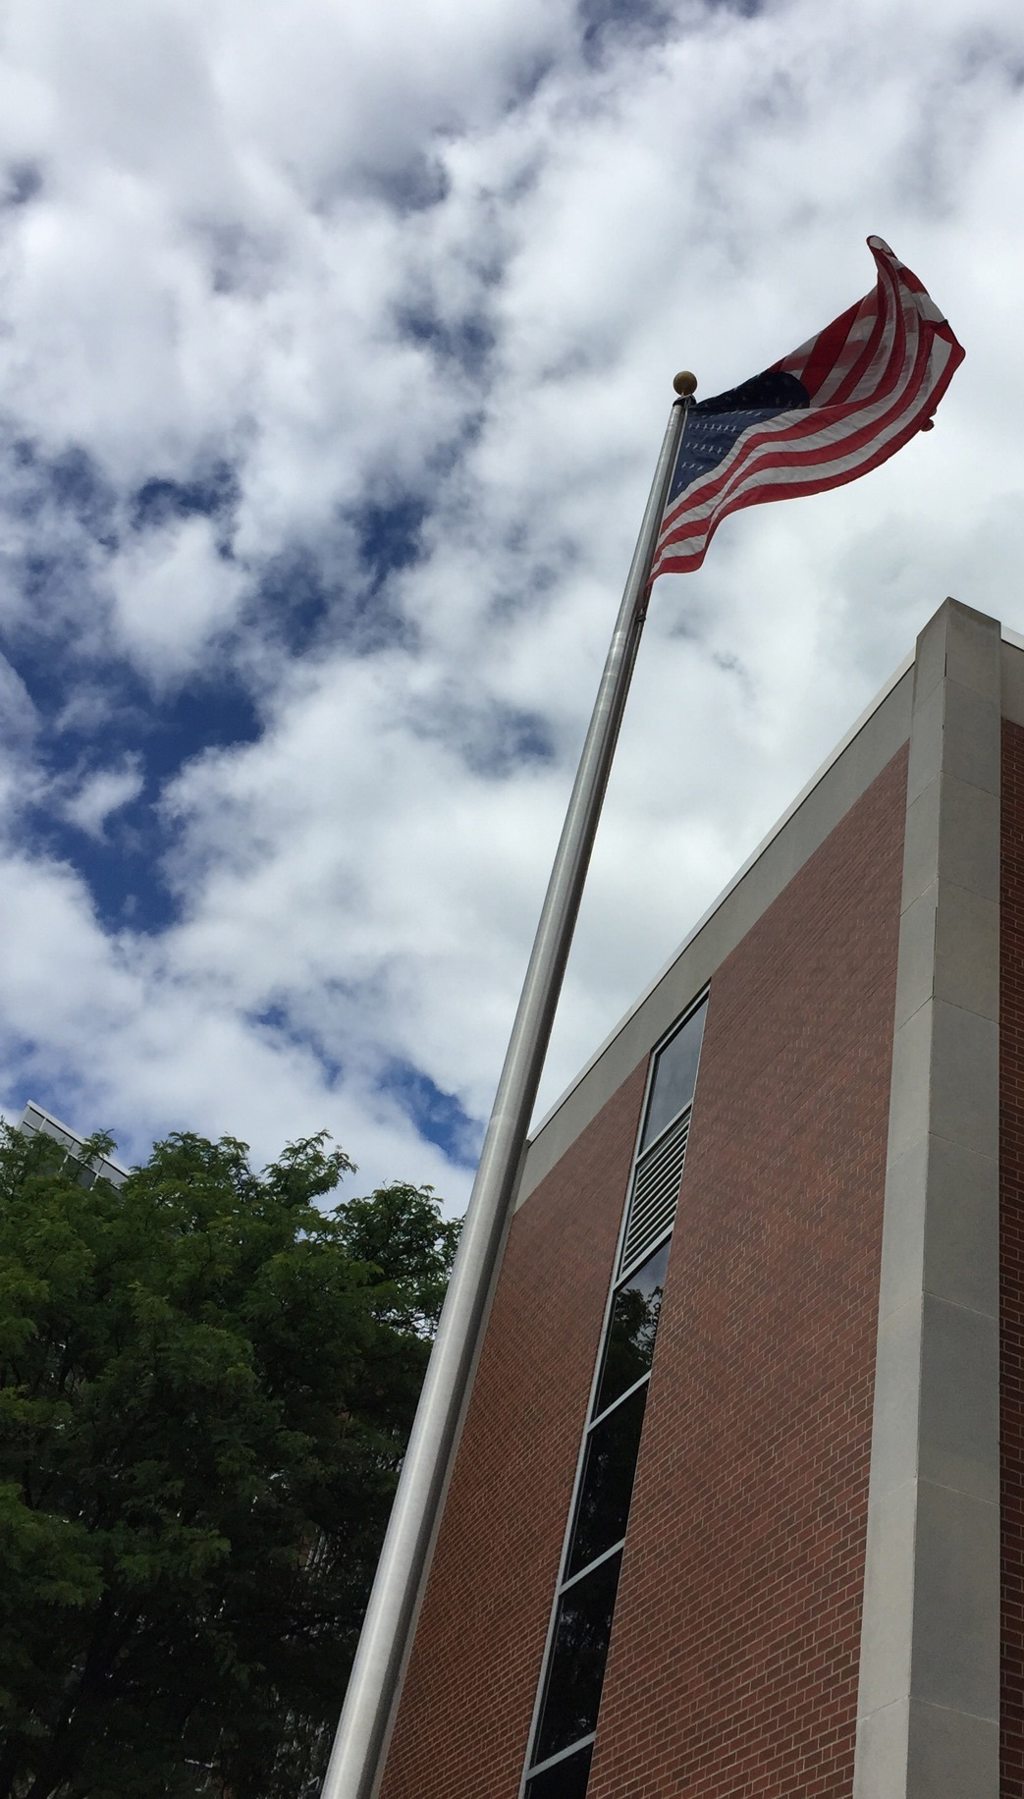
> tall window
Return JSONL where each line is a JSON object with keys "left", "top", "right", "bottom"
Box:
{"left": 521, "top": 996, "right": 707, "bottom": 1797}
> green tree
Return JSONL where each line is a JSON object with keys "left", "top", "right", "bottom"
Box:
{"left": 0, "top": 1122, "right": 459, "bottom": 1798}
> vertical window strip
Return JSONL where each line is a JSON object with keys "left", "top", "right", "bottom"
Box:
{"left": 521, "top": 993, "right": 708, "bottom": 1794}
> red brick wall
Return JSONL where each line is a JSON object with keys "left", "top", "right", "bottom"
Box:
{"left": 1002, "top": 720, "right": 1024, "bottom": 1797}
{"left": 589, "top": 746, "right": 907, "bottom": 1799}
{"left": 379, "top": 1061, "right": 648, "bottom": 1799}
{"left": 381, "top": 746, "right": 906, "bottom": 1799}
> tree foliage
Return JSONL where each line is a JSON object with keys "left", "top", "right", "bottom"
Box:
{"left": 0, "top": 1122, "right": 459, "bottom": 1798}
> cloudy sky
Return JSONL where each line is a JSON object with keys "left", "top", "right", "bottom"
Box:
{"left": 0, "top": 0, "right": 1018, "bottom": 1209}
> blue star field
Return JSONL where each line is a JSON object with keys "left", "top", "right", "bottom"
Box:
{"left": 667, "top": 369, "right": 809, "bottom": 507}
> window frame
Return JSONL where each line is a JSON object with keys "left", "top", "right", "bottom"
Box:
{"left": 637, "top": 998, "right": 708, "bottom": 1158}
{"left": 524, "top": 1734, "right": 596, "bottom": 1796}
{"left": 517, "top": 991, "right": 708, "bottom": 1796}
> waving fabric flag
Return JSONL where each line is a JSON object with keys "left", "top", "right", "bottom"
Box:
{"left": 651, "top": 236, "right": 964, "bottom": 581}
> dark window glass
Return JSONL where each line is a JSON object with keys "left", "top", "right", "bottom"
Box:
{"left": 525, "top": 1743, "right": 593, "bottom": 1798}
{"left": 595, "top": 1237, "right": 670, "bottom": 1415}
{"left": 639, "top": 999, "right": 707, "bottom": 1151}
{"left": 567, "top": 1384, "right": 647, "bottom": 1577}
{"left": 535, "top": 1552, "right": 621, "bottom": 1765}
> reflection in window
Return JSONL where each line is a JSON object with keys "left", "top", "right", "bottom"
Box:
{"left": 524, "top": 1743, "right": 593, "bottom": 1797}
{"left": 595, "top": 1237, "right": 670, "bottom": 1415}
{"left": 640, "top": 998, "right": 707, "bottom": 1151}
{"left": 535, "top": 1552, "right": 622, "bottom": 1765}
{"left": 567, "top": 1385, "right": 647, "bottom": 1577}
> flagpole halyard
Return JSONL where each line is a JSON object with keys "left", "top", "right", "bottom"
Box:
{"left": 321, "top": 382, "right": 692, "bottom": 1799}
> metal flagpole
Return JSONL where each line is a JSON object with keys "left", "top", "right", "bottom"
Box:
{"left": 321, "top": 373, "right": 696, "bottom": 1799}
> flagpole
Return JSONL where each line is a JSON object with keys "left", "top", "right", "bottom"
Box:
{"left": 321, "top": 374, "right": 695, "bottom": 1799}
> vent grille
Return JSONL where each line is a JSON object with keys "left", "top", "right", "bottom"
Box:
{"left": 619, "top": 1111, "right": 690, "bottom": 1276}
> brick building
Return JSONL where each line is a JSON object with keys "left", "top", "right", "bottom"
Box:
{"left": 378, "top": 599, "right": 1018, "bottom": 1799}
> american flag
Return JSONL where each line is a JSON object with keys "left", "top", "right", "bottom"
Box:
{"left": 651, "top": 237, "right": 964, "bottom": 581}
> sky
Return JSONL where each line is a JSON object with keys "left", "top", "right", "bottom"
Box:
{"left": 0, "top": 0, "right": 1020, "bottom": 1212}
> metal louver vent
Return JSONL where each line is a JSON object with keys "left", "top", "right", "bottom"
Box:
{"left": 619, "top": 1111, "right": 690, "bottom": 1276}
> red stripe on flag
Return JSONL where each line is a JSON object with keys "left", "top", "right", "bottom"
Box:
{"left": 775, "top": 298, "right": 860, "bottom": 397}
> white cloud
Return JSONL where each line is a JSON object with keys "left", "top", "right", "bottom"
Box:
{"left": 0, "top": 656, "right": 39, "bottom": 829}
{"left": 0, "top": 843, "right": 468, "bottom": 1196}
{"left": 0, "top": 0, "right": 1022, "bottom": 1208}
{"left": 105, "top": 517, "right": 247, "bottom": 679}
{"left": 61, "top": 757, "right": 144, "bottom": 839}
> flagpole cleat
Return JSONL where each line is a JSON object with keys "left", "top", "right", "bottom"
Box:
{"left": 673, "top": 371, "right": 698, "bottom": 397}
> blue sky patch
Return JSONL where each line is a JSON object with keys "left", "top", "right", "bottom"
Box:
{"left": 258, "top": 543, "right": 339, "bottom": 657}
{"left": 2, "top": 162, "right": 42, "bottom": 207}
{"left": 7, "top": 437, "right": 118, "bottom": 549}
{"left": 579, "top": 0, "right": 674, "bottom": 55}
{"left": 355, "top": 496, "right": 427, "bottom": 581}
{"left": 364, "top": 153, "right": 451, "bottom": 214}
{"left": 130, "top": 464, "right": 238, "bottom": 538}
{"left": 28, "top": 801, "right": 178, "bottom": 936}
{"left": 413, "top": 694, "right": 555, "bottom": 777}
{"left": 397, "top": 306, "right": 496, "bottom": 378}
{"left": 10, "top": 639, "right": 262, "bottom": 937}
{"left": 131, "top": 675, "right": 263, "bottom": 780}
{"left": 384, "top": 1059, "right": 480, "bottom": 1167}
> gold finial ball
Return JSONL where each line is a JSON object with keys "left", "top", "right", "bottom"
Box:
{"left": 673, "top": 370, "right": 698, "bottom": 397}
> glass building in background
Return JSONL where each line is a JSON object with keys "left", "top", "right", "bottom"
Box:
{"left": 19, "top": 1099, "right": 127, "bottom": 1189}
